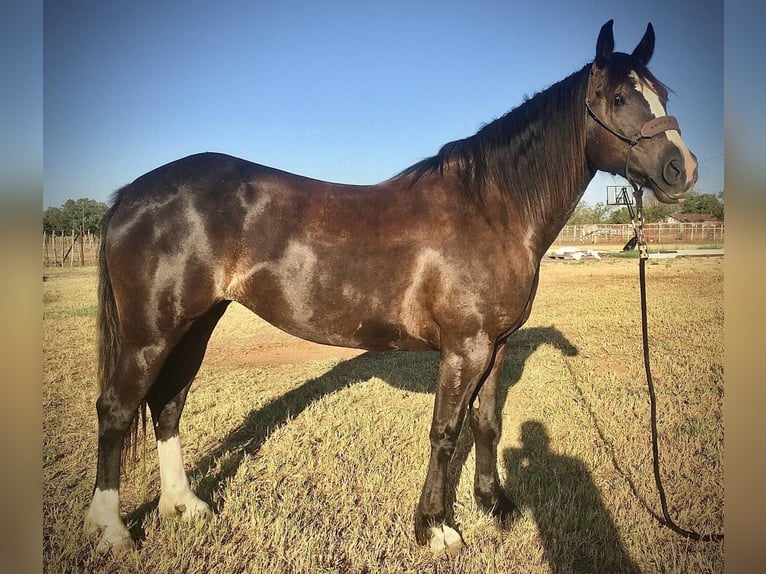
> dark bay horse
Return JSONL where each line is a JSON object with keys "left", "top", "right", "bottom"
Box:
{"left": 85, "top": 20, "right": 697, "bottom": 555}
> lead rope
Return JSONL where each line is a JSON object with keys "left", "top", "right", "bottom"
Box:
{"left": 629, "top": 187, "right": 723, "bottom": 542}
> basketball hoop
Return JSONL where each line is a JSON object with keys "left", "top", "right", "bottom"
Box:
{"left": 606, "top": 185, "right": 634, "bottom": 206}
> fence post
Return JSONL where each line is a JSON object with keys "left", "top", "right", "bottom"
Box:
{"left": 79, "top": 227, "right": 85, "bottom": 266}
{"left": 88, "top": 232, "right": 96, "bottom": 263}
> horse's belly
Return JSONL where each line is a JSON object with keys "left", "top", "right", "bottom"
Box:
{"left": 232, "top": 268, "right": 437, "bottom": 352}
{"left": 248, "top": 306, "right": 437, "bottom": 352}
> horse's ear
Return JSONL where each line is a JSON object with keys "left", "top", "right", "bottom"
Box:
{"left": 632, "top": 23, "right": 655, "bottom": 65}
{"left": 595, "top": 20, "right": 615, "bottom": 68}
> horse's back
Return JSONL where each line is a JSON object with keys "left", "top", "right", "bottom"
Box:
{"left": 101, "top": 152, "right": 433, "bottom": 348}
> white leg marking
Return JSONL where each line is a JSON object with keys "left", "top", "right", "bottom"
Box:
{"left": 157, "top": 436, "right": 212, "bottom": 520}
{"left": 84, "top": 488, "right": 134, "bottom": 554}
{"left": 429, "top": 523, "right": 464, "bottom": 556}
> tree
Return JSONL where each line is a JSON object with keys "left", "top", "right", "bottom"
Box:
{"left": 43, "top": 207, "right": 65, "bottom": 233}
{"left": 679, "top": 192, "right": 724, "bottom": 220}
{"left": 643, "top": 202, "right": 677, "bottom": 223}
{"left": 604, "top": 193, "right": 680, "bottom": 224}
{"left": 607, "top": 207, "right": 631, "bottom": 224}
{"left": 566, "top": 201, "right": 611, "bottom": 225}
{"left": 44, "top": 198, "right": 108, "bottom": 234}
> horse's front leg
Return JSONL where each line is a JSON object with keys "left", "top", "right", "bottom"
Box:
{"left": 469, "top": 342, "right": 516, "bottom": 520}
{"left": 414, "top": 333, "right": 497, "bottom": 555}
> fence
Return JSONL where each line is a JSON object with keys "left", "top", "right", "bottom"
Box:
{"left": 554, "top": 222, "right": 725, "bottom": 246}
{"left": 42, "top": 222, "right": 725, "bottom": 266}
{"left": 43, "top": 231, "right": 100, "bottom": 267}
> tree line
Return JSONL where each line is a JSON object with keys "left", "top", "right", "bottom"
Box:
{"left": 43, "top": 198, "right": 109, "bottom": 234}
{"left": 566, "top": 191, "right": 724, "bottom": 225}
{"left": 42, "top": 191, "right": 723, "bottom": 233}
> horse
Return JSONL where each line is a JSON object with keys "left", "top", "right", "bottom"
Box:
{"left": 84, "top": 20, "right": 697, "bottom": 555}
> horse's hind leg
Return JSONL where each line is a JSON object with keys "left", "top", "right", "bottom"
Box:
{"left": 147, "top": 302, "right": 229, "bottom": 521}
{"left": 85, "top": 344, "right": 169, "bottom": 554}
{"left": 468, "top": 342, "right": 516, "bottom": 521}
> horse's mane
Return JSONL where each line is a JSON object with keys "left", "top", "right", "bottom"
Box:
{"left": 397, "top": 58, "right": 667, "bottom": 221}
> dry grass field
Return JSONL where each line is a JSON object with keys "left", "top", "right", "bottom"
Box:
{"left": 43, "top": 256, "right": 723, "bottom": 573}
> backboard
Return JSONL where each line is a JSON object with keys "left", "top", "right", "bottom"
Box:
{"left": 606, "top": 185, "right": 634, "bottom": 206}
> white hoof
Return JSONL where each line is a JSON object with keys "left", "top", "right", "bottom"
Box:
{"left": 159, "top": 491, "right": 212, "bottom": 521}
{"left": 84, "top": 488, "right": 134, "bottom": 554}
{"left": 429, "top": 524, "right": 465, "bottom": 557}
{"left": 93, "top": 525, "right": 134, "bottom": 555}
{"left": 84, "top": 516, "right": 134, "bottom": 555}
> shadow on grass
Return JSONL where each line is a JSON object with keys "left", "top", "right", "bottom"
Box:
{"left": 502, "top": 421, "right": 641, "bottom": 574}
{"left": 445, "top": 326, "right": 578, "bottom": 521}
{"left": 126, "top": 325, "right": 590, "bottom": 552}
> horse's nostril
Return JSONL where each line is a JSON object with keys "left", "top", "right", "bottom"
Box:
{"left": 662, "top": 159, "right": 683, "bottom": 186}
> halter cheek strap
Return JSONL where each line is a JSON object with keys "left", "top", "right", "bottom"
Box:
{"left": 585, "top": 101, "right": 681, "bottom": 146}
{"left": 584, "top": 65, "right": 680, "bottom": 188}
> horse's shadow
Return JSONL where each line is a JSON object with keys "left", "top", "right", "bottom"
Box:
{"left": 126, "top": 325, "right": 577, "bottom": 538}
{"left": 502, "top": 421, "right": 641, "bottom": 573}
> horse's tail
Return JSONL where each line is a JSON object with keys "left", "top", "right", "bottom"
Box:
{"left": 97, "top": 191, "right": 146, "bottom": 465}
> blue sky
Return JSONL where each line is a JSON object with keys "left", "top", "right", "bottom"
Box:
{"left": 43, "top": 0, "right": 723, "bottom": 209}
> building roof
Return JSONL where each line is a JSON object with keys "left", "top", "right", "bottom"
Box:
{"left": 668, "top": 213, "right": 720, "bottom": 223}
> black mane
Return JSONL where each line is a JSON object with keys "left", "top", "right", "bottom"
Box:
{"left": 397, "top": 58, "right": 667, "bottom": 220}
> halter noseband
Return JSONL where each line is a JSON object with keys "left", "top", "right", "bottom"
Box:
{"left": 585, "top": 65, "right": 680, "bottom": 190}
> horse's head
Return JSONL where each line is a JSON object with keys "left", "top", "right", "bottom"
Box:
{"left": 585, "top": 20, "right": 697, "bottom": 203}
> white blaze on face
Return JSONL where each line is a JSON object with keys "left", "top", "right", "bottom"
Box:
{"left": 630, "top": 72, "right": 697, "bottom": 186}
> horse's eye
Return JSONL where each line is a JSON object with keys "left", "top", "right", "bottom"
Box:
{"left": 614, "top": 94, "right": 625, "bottom": 107}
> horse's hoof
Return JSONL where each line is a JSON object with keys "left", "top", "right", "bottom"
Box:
{"left": 84, "top": 511, "right": 135, "bottom": 555}
{"left": 159, "top": 493, "right": 213, "bottom": 521}
{"left": 428, "top": 524, "right": 465, "bottom": 557}
{"left": 97, "top": 533, "right": 135, "bottom": 555}
{"left": 86, "top": 524, "right": 135, "bottom": 555}
{"left": 478, "top": 491, "right": 518, "bottom": 524}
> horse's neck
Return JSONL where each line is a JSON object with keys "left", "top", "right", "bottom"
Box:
{"left": 486, "top": 145, "right": 594, "bottom": 260}
{"left": 483, "top": 69, "right": 593, "bottom": 255}
{"left": 509, "top": 173, "right": 594, "bottom": 263}
{"left": 538, "top": 171, "right": 594, "bottom": 250}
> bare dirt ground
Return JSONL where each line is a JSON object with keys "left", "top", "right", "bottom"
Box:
{"left": 205, "top": 338, "right": 366, "bottom": 369}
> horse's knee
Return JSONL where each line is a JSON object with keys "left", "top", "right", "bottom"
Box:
{"left": 427, "top": 426, "right": 462, "bottom": 465}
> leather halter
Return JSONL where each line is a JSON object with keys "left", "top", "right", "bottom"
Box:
{"left": 585, "top": 65, "right": 680, "bottom": 188}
